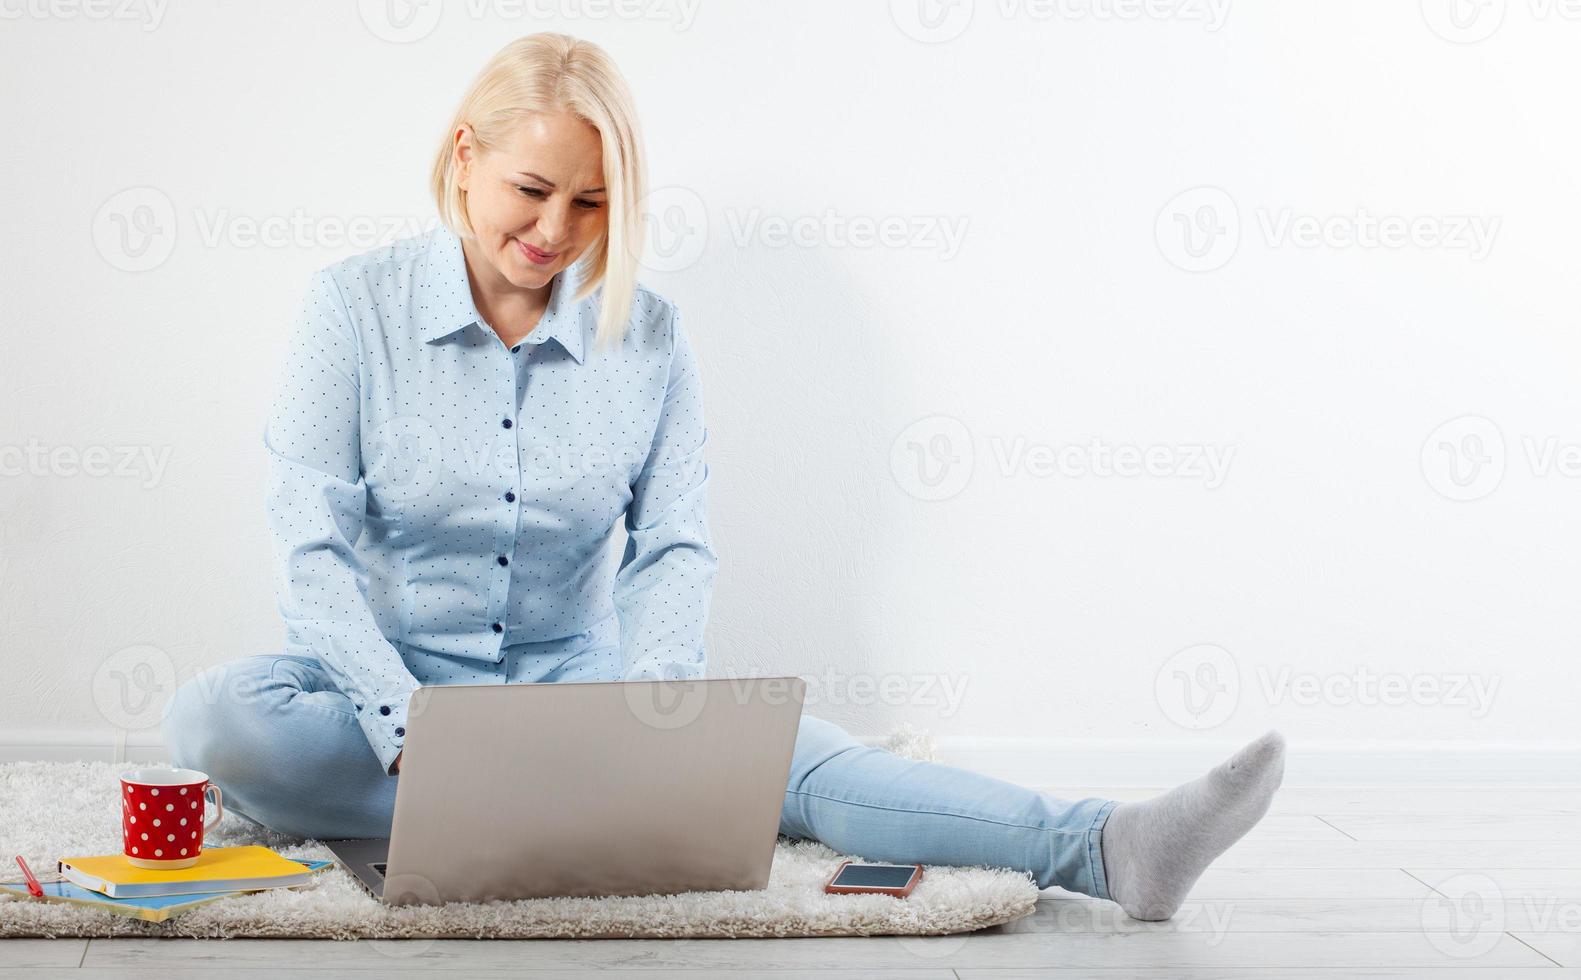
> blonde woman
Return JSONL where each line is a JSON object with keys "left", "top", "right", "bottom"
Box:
{"left": 162, "top": 33, "right": 1284, "bottom": 921}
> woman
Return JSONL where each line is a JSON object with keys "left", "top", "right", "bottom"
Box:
{"left": 162, "top": 32, "right": 1283, "bottom": 921}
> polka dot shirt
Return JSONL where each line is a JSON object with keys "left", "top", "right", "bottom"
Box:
{"left": 264, "top": 224, "right": 717, "bottom": 775}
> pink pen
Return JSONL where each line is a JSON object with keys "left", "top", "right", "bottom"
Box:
{"left": 13, "top": 855, "right": 44, "bottom": 898}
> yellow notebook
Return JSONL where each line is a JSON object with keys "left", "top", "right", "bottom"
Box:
{"left": 0, "top": 861, "right": 334, "bottom": 921}
{"left": 57, "top": 845, "right": 316, "bottom": 898}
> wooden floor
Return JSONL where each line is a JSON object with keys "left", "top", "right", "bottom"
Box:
{"left": 3, "top": 786, "right": 1577, "bottom": 978}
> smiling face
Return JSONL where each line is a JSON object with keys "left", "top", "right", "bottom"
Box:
{"left": 454, "top": 111, "right": 608, "bottom": 297}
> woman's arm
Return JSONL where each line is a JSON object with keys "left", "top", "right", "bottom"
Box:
{"left": 264, "top": 267, "right": 421, "bottom": 777}
{"left": 613, "top": 304, "right": 719, "bottom": 680}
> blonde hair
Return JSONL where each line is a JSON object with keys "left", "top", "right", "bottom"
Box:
{"left": 432, "top": 33, "right": 645, "bottom": 352}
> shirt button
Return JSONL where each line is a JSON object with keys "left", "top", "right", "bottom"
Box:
{"left": 512, "top": 345, "right": 521, "bottom": 353}
{"left": 492, "top": 622, "right": 503, "bottom": 633}
{"left": 395, "top": 727, "right": 405, "bottom": 737}
{"left": 379, "top": 705, "right": 391, "bottom": 716}
{"left": 501, "top": 418, "right": 513, "bottom": 429}
{"left": 497, "top": 555, "right": 509, "bottom": 566}
{"left": 504, "top": 491, "right": 516, "bottom": 502}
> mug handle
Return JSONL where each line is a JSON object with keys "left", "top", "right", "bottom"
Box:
{"left": 202, "top": 782, "right": 224, "bottom": 835}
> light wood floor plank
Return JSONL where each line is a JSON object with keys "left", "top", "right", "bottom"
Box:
{"left": 1232, "top": 814, "right": 1354, "bottom": 840}
{"left": 3, "top": 971, "right": 956, "bottom": 980}
{"left": 1041, "top": 867, "right": 1431, "bottom": 900}
{"left": 1215, "top": 838, "right": 1581, "bottom": 868}
{"left": 1512, "top": 931, "right": 1580, "bottom": 968}
{"left": 78, "top": 932, "right": 1552, "bottom": 971}
{"left": 1324, "top": 813, "right": 1581, "bottom": 841}
{"left": 0, "top": 939, "right": 86, "bottom": 969}
{"left": 1408, "top": 868, "right": 1581, "bottom": 902}
{"left": 1048, "top": 787, "right": 1581, "bottom": 815}
{"left": 1006, "top": 895, "right": 1578, "bottom": 933}
{"left": 79, "top": 937, "right": 965, "bottom": 972}
{"left": 957, "top": 970, "right": 1581, "bottom": 979}
{"left": 18, "top": 787, "right": 1578, "bottom": 977}
{"left": 845, "top": 931, "right": 1552, "bottom": 970}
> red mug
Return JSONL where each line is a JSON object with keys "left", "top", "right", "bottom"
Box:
{"left": 120, "top": 768, "right": 223, "bottom": 869}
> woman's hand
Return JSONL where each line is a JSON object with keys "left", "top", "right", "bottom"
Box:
{"left": 393, "top": 750, "right": 403, "bottom": 774}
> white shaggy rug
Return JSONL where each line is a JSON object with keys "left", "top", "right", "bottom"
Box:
{"left": 0, "top": 729, "right": 1040, "bottom": 939}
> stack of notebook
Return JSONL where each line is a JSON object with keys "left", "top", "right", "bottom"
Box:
{"left": 0, "top": 846, "right": 331, "bottom": 922}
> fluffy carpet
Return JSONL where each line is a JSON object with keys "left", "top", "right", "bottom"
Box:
{"left": 0, "top": 728, "right": 1040, "bottom": 939}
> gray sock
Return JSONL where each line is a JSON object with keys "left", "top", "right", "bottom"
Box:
{"left": 1099, "top": 730, "right": 1286, "bottom": 920}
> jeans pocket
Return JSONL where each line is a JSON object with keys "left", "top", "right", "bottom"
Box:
{"left": 269, "top": 654, "right": 322, "bottom": 685}
{"left": 271, "top": 657, "right": 358, "bottom": 720}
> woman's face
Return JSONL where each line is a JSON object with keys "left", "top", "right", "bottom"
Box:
{"left": 455, "top": 111, "right": 608, "bottom": 294}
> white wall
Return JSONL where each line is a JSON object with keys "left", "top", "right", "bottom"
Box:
{"left": 1, "top": 1, "right": 1577, "bottom": 776}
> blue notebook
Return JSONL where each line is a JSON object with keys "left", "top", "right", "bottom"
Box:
{"left": 0, "top": 859, "right": 333, "bottom": 922}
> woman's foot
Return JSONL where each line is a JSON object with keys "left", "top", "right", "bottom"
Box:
{"left": 1099, "top": 730, "right": 1286, "bottom": 920}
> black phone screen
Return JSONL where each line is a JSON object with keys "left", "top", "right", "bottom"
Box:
{"left": 832, "top": 864, "right": 917, "bottom": 888}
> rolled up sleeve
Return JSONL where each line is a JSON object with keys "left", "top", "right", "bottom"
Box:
{"left": 614, "top": 305, "right": 719, "bottom": 681}
{"left": 264, "top": 268, "right": 419, "bottom": 776}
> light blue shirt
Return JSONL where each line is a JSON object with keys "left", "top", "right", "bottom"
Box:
{"left": 264, "top": 225, "right": 716, "bottom": 774}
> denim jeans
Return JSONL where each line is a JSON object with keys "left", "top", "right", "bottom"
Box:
{"left": 160, "top": 649, "right": 1117, "bottom": 899}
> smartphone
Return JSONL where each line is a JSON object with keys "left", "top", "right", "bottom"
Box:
{"left": 823, "top": 860, "right": 923, "bottom": 897}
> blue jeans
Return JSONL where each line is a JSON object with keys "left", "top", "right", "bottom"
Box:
{"left": 160, "top": 650, "right": 1117, "bottom": 898}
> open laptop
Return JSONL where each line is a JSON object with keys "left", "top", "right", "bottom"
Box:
{"left": 324, "top": 676, "right": 805, "bottom": 905}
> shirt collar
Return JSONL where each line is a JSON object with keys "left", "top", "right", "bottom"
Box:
{"left": 416, "top": 224, "right": 588, "bottom": 364}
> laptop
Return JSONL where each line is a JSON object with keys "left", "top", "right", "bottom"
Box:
{"left": 324, "top": 675, "right": 805, "bottom": 905}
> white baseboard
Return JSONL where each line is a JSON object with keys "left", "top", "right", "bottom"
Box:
{"left": 907, "top": 736, "right": 1581, "bottom": 788}
{"left": 3, "top": 731, "right": 1578, "bottom": 787}
{"left": 0, "top": 730, "right": 170, "bottom": 765}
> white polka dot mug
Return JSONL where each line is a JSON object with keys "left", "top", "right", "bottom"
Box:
{"left": 119, "top": 768, "right": 224, "bottom": 870}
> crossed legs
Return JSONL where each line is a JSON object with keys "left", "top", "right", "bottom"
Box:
{"left": 162, "top": 653, "right": 1283, "bottom": 918}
